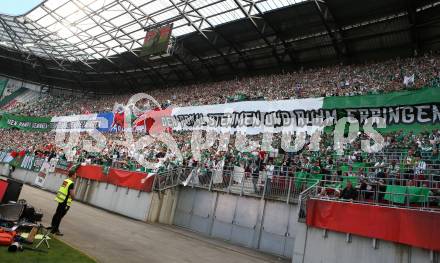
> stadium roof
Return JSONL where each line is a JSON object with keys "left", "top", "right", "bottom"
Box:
{"left": 0, "top": 0, "right": 440, "bottom": 93}
{"left": 0, "top": 0, "right": 304, "bottom": 61}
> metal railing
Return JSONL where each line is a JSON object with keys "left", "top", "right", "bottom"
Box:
{"left": 153, "top": 166, "right": 440, "bottom": 221}
{"left": 154, "top": 166, "right": 323, "bottom": 203}
{"left": 301, "top": 179, "right": 440, "bottom": 213}
{"left": 298, "top": 181, "right": 320, "bottom": 222}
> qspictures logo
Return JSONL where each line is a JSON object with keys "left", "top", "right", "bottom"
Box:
{"left": 54, "top": 93, "right": 387, "bottom": 168}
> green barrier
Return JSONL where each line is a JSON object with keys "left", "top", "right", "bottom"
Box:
{"left": 407, "top": 186, "right": 430, "bottom": 203}
{"left": 295, "top": 172, "right": 309, "bottom": 189}
{"left": 384, "top": 185, "right": 408, "bottom": 204}
{"left": 306, "top": 174, "right": 323, "bottom": 188}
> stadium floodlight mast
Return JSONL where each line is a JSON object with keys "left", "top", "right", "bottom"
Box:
{"left": 54, "top": 93, "right": 387, "bottom": 169}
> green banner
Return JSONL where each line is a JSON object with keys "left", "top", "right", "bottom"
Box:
{"left": 56, "top": 158, "right": 69, "bottom": 170}
{"left": 32, "top": 157, "right": 45, "bottom": 172}
{"left": 323, "top": 87, "right": 440, "bottom": 109}
{"left": 0, "top": 114, "right": 52, "bottom": 131}
{"left": 407, "top": 186, "right": 430, "bottom": 203}
{"left": 20, "top": 155, "right": 35, "bottom": 170}
{"left": 227, "top": 93, "right": 249, "bottom": 103}
{"left": 384, "top": 185, "right": 407, "bottom": 204}
{"left": 384, "top": 185, "right": 430, "bottom": 204}
{"left": 323, "top": 87, "right": 440, "bottom": 133}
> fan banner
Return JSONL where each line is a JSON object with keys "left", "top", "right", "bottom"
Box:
{"left": 169, "top": 97, "right": 327, "bottom": 134}
{"left": 322, "top": 87, "right": 440, "bottom": 133}
{"left": 0, "top": 114, "right": 52, "bottom": 131}
{"left": 0, "top": 87, "right": 437, "bottom": 134}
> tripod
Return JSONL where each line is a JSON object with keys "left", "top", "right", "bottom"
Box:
{"left": 35, "top": 224, "right": 51, "bottom": 249}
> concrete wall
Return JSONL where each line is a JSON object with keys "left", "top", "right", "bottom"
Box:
{"left": 173, "top": 187, "right": 299, "bottom": 259}
{"left": 293, "top": 226, "right": 438, "bottom": 263}
{"left": 1, "top": 165, "right": 153, "bottom": 222}
{"left": 4, "top": 164, "right": 435, "bottom": 263}
{"left": 85, "top": 181, "right": 152, "bottom": 221}
{"left": 146, "top": 189, "right": 179, "bottom": 224}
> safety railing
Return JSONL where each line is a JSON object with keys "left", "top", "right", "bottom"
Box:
{"left": 153, "top": 166, "right": 440, "bottom": 219}
{"left": 153, "top": 166, "right": 322, "bottom": 203}
{"left": 297, "top": 180, "right": 320, "bottom": 222}
{"left": 295, "top": 179, "right": 440, "bottom": 225}
{"left": 303, "top": 179, "right": 440, "bottom": 212}
{"left": 314, "top": 173, "right": 440, "bottom": 188}
{"left": 153, "top": 167, "right": 191, "bottom": 191}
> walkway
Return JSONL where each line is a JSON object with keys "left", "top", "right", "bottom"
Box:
{"left": 20, "top": 185, "right": 288, "bottom": 263}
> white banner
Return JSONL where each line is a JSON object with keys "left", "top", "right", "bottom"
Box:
{"left": 34, "top": 161, "right": 50, "bottom": 187}
{"left": 212, "top": 160, "right": 224, "bottom": 184}
{"left": 233, "top": 166, "right": 245, "bottom": 184}
{"left": 168, "top": 97, "right": 329, "bottom": 134}
{"left": 51, "top": 113, "right": 99, "bottom": 132}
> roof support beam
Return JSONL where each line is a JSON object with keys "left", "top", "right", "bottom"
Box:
{"left": 70, "top": 0, "right": 163, "bottom": 89}
{"left": 182, "top": 45, "right": 217, "bottom": 78}
{"left": 118, "top": 0, "right": 188, "bottom": 83}
{"left": 247, "top": 1, "right": 298, "bottom": 65}
{"left": 168, "top": 0, "right": 235, "bottom": 73}
{"left": 313, "top": 0, "right": 347, "bottom": 60}
{"left": 68, "top": 0, "right": 147, "bottom": 92}
{"left": 20, "top": 21, "right": 110, "bottom": 92}
{"left": 321, "top": 0, "right": 350, "bottom": 58}
{"left": 183, "top": 1, "right": 253, "bottom": 71}
{"left": 232, "top": 0, "right": 283, "bottom": 65}
{"left": 41, "top": 4, "right": 138, "bottom": 92}
{"left": 0, "top": 21, "right": 33, "bottom": 82}
{"left": 0, "top": 17, "right": 89, "bottom": 90}
{"left": 407, "top": 0, "right": 420, "bottom": 55}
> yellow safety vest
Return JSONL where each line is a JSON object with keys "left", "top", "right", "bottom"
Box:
{"left": 55, "top": 178, "right": 74, "bottom": 206}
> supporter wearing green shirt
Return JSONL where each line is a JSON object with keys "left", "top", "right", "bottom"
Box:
{"left": 302, "top": 158, "right": 311, "bottom": 173}
{"left": 430, "top": 149, "right": 440, "bottom": 165}
{"left": 311, "top": 161, "right": 321, "bottom": 175}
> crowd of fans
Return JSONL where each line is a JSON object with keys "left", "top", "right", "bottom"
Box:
{"left": 1, "top": 128, "right": 439, "bottom": 185}
{"left": 6, "top": 52, "right": 440, "bottom": 117}
{"left": 1, "top": 52, "right": 440, "bottom": 206}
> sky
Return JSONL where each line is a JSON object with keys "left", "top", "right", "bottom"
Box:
{"left": 0, "top": 0, "right": 43, "bottom": 16}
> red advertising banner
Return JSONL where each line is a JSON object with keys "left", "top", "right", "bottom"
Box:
{"left": 107, "top": 169, "right": 154, "bottom": 191}
{"left": 75, "top": 165, "right": 155, "bottom": 192}
{"left": 0, "top": 179, "right": 8, "bottom": 203}
{"left": 76, "top": 165, "right": 107, "bottom": 181}
{"left": 306, "top": 199, "right": 440, "bottom": 251}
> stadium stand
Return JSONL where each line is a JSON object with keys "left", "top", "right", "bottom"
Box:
{"left": 3, "top": 52, "right": 440, "bottom": 117}
{"left": 1, "top": 0, "right": 440, "bottom": 262}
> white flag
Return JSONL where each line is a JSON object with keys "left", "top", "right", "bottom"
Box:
{"left": 403, "top": 74, "right": 415, "bottom": 86}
